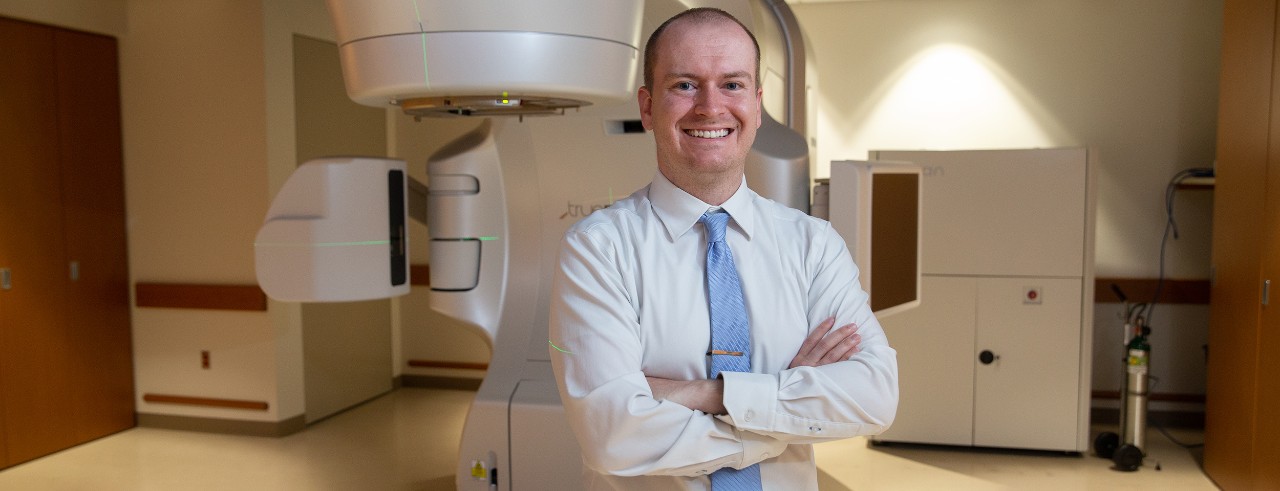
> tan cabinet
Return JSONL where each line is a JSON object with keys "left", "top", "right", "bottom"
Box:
{"left": 1205, "top": 0, "right": 1280, "bottom": 489}
{"left": 0, "top": 16, "right": 133, "bottom": 469}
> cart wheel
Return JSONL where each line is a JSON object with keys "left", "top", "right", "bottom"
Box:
{"left": 1094, "top": 432, "right": 1119, "bottom": 459}
{"left": 1112, "top": 444, "right": 1143, "bottom": 472}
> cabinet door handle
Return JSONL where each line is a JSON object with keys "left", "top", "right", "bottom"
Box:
{"left": 1265, "top": 279, "right": 1271, "bottom": 307}
{"left": 979, "top": 350, "right": 999, "bottom": 365}
{"left": 1, "top": 268, "right": 11, "bottom": 290}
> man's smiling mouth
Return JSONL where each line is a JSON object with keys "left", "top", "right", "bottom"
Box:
{"left": 685, "top": 129, "right": 731, "bottom": 139}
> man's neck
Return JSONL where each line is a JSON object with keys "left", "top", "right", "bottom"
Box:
{"left": 660, "top": 168, "right": 743, "bottom": 206}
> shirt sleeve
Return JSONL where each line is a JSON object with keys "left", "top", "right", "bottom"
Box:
{"left": 549, "top": 226, "right": 788, "bottom": 477}
{"left": 719, "top": 222, "right": 899, "bottom": 444}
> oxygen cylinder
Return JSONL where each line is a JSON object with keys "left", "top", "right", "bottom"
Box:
{"left": 1121, "top": 327, "right": 1150, "bottom": 451}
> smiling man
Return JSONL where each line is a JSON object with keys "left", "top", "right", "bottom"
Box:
{"left": 549, "top": 8, "right": 898, "bottom": 490}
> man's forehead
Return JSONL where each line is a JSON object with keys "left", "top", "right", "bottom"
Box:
{"left": 661, "top": 17, "right": 750, "bottom": 46}
{"left": 654, "top": 21, "right": 756, "bottom": 72}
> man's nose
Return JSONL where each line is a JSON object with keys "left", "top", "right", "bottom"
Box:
{"left": 693, "top": 88, "right": 725, "bottom": 117}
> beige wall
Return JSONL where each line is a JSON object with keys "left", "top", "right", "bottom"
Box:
{"left": 119, "top": 0, "right": 280, "bottom": 421}
{"left": 122, "top": 1, "right": 268, "bottom": 284}
{"left": 793, "top": 0, "right": 1221, "bottom": 280}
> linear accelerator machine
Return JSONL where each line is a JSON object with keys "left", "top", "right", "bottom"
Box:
{"left": 254, "top": 1, "right": 919, "bottom": 489}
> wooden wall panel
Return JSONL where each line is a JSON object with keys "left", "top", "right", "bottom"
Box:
{"left": 55, "top": 28, "right": 136, "bottom": 442}
{"left": 0, "top": 16, "right": 134, "bottom": 469}
{"left": 134, "top": 283, "right": 267, "bottom": 311}
{"left": 1254, "top": 1, "right": 1280, "bottom": 485}
{"left": 0, "top": 17, "right": 79, "bottom": 467}
{"left": 1206, "top": 0, "right": 1274, "bottom": 488}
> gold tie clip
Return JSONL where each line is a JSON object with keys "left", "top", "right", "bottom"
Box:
{"left": 708, "top": 350, "right": 744, "bottom": 356}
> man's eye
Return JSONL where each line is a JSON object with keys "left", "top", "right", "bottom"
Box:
{"left": 675, "top": 81, "right": 695, "bottom": 91}
{"left": 725, "top": 82, "right": 743, "bottom": 90}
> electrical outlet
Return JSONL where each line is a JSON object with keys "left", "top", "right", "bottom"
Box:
{"left": 201, "top": 350, "right": 210, "bottom": 369}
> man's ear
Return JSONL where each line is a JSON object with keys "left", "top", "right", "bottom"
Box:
{"left": 638, "top": 86, "right": 654, "bottom": 130}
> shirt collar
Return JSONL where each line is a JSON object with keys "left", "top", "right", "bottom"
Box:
{"left": 650, "top": 171, "right": 756, "bottom": 241}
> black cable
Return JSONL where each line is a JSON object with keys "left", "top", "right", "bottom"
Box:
{"left": 1154, "top": 421, "right": 1204, "bottom": 449}
{"left": 1140, "top": 169, "right": 1213, "bottom": 453}
{"left": 1145, "top": 376, "right": 1205, "bottom": 449}
{"left": 1146, "top": 167, "right": 1214, "bottom": 327}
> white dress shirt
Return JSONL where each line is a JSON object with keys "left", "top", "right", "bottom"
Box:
{"left": 549, "top": 172, "right": 898, "bottom": 490}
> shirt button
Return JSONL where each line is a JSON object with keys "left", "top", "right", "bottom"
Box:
{"left": 744, "top": 410, "right": 755, "bottom": 422}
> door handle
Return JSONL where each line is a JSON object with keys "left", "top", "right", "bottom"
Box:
{"left": 1, "top": 268, "right": 11, "bottom": 290}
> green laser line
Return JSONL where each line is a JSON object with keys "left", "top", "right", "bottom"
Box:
{"left": 410, "top": 0, "right": 429, "bottom": 85}
{"left": 548, "top": 340, "right": 574, "bottom": 355}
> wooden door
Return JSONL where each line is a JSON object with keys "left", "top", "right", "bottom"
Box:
{"left": 1207, "top": 0, "right": 1276, "bottom": 488}
{"left": 1255, "top": 12, "right": 1280, "bottom": 482}
{"left": 0, "top": 17, "right": 79, "bottom": 466}
{"left": 54, "top": 28, "right": 135, "bottom": 442}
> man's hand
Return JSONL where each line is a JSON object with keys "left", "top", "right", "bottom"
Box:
{"left": 788, "top": 317, "right": 861, "bottom": 369}
{"left": 646, "top": 377, "right": 726, "bottom": 415}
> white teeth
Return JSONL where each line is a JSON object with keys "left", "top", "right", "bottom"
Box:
{"left": 686, "top": 129, "right": 729, "bottom": 138}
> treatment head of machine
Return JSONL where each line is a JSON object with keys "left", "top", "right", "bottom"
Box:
{"left": 326, "top": 0, "right": 644, "bottom": 117}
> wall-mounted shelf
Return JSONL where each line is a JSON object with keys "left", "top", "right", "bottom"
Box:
{"left": 1178, "top": 176, "right": 1215, "bottom": 190}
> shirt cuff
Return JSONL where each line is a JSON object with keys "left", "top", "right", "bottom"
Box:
{"left": 720, "top": 371, "right": 778, "bottom": 432}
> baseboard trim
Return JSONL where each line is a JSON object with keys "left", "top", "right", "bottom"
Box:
{"left": 143, "top": 393, "right": 270, "bottom": 411}
{"left": 399, "top": 374, "right": 482, "bottom": 391}
{"left": 407, "top": 359, "right": 489, "bottom": 371}
{"left": 1090, "top": 407, "right": 1204, "bottom": 429}
{"left": 137, "top": 413, "right": 306, "bottom": 437}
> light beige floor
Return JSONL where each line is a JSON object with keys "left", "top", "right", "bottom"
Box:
{"left": 0, "top": 388, "right": 1218, "bottom": 490}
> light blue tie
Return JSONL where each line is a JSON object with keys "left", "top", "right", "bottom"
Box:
{"left": 700, "top": 211, "right": 763, "bottom": 490}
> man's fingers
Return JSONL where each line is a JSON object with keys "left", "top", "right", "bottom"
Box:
{"left": 813, "top": 323, "right": 857, "bottom": 356}
{"left": 789, "top": 322, "right": 860, "bottom": 368}
{"left": 819, "top": 332, "right": 861, "bottom": 365}
{"left": 795, "top": 317, "right": 836, "bottom": 355}
{"left": 788, "top": 318, "right": 834, "bottom": 369}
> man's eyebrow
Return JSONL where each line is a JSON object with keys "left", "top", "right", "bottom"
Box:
{"left": 662, "top": 71, "right": 754, "bottom": 82}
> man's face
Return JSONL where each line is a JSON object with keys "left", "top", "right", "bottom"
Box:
{"left": 638, "top": 19, "right": 762, "bottom": 184}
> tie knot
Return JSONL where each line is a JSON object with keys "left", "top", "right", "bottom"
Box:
{"left": 699, "top": 211, "right": 730, "bottom": 243}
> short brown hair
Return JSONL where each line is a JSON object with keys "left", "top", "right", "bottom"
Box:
{"left": 642, "top": 8, "right": 761, "bottom": 91}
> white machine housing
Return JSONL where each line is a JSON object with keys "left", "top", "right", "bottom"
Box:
{"left": 869, "top": 148, "right": 1095, "bottom": 453}
{"left": 326, "top": 0, "right": 644, "bottom": 115}
{"left": 254, "top": 157, "right": 409, "bottom": 302}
